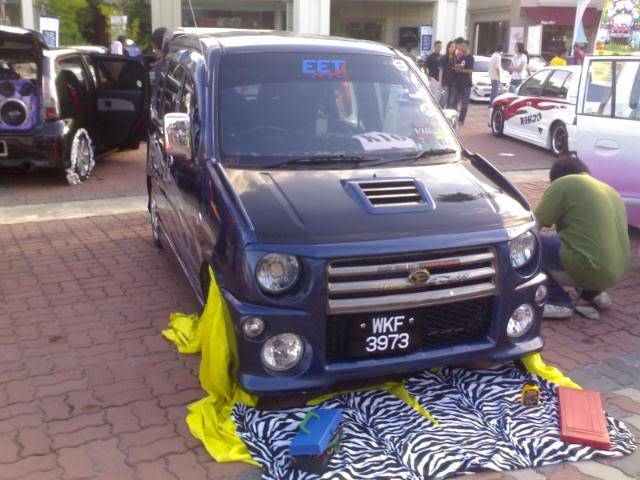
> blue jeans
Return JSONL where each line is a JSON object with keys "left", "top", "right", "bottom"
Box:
{"left": 490, "top": 80, "right": 501, "bottom": 103}
{"left": 540, "top": 234, "right": 600, "bottom": 307}
{"left": 451, "top": 85, "right": 471, "bottom": 124}
{"left": 509, "top": 78, "right": 522, "bottom": 93}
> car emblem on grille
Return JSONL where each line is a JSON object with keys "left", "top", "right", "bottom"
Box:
{"left": 408, "top": 268, "right": 431, "bottom": 285}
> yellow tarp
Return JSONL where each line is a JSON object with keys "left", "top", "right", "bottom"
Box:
{"left": 163, "top": 268, "right": 577, "bottom": 465}
{"left": 162, "top": 268, "right": 258, "bottom": 465}
{"left": 521, "top": 352, "right": 581, "bottom": 389}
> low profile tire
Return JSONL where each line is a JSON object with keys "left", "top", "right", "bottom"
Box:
{"left": 491, "top": 108, "right": 505, "bottom": 137}
{"left": 550, "top": 123, "right": 569, "bottom": 156}
{"left": 149, "top": 194, "right": 163, "bottom": 249}
{"left": 65, "top": 129, "right": 95, "bottom": 185}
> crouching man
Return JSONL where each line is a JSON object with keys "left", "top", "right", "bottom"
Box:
{"left": 535, "top": 155, "right": 632, "bottom": 319}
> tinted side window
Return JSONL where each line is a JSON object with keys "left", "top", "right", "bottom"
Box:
{"left": 583, "top": 61, "right": 613, "bottom": 116}
{"left": 92, "top": 57, "right": 145, "bottom": 91}
{"left": 178, "top": 74, "right": 200, "bottom": 160}
{"left": 519, "top": 70, "right": 551, "bottom": 97}
{"left": 57, "top": 56, "right": 89, "bottom": 93}
{"left": 541, "top": 70, "right": 571, "bottom": 99}
{"left": 161, "top": 62, "right": 186, "bottom": 115}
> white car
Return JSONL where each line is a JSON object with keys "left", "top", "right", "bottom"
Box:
{"left": 470, "top": 55, "right": 510, "bottom": 102}
{"left": 489, "top": 66, "right": 580, "bottom": 155}
{"left": 571, "top": 55, "right": 640, "bottom": 227}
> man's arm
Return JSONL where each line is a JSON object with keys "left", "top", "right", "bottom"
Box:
{"left": 457, "top": 56, "right": 474, "bottom": 75}
{"left": 534, "top": 182, "right": 564, "bottom": 227}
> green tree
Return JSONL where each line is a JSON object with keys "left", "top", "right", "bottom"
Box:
{"left": 36, "top": 0, "right": 90, "bottom": 45}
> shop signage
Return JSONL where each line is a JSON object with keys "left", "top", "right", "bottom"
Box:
{"left": 420, "top": 26, "right": 433, "bottom": 55}
{"left": 39, "top": 15, "right": 59, "bottom": 48}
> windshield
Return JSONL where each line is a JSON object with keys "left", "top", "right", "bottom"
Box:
{"left": 219, "top": 53, "right": 458, "bottom": 168}
{"left": 473, "top": 60, "right": 489, "bottom": 72}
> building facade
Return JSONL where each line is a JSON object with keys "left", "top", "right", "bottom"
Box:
{"left": 467, "top": 0, "right": 604, "bottom": 57}
{"left": 12, "top": 0, "right": 603, "bottom": 58}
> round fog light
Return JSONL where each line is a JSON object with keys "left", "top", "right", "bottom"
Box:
{"left": 261, "top": 333, "right": 304, "bottom": 372}
{"left": 535, "top": 284, "right": 548, "bottom": 305}
{"left": 242, "top": 317, "right": 265, "bottom": 338}
{"left": 507, "top": 304, "right": 535, "bottom": 338}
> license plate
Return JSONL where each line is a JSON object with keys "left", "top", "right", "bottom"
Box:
{"left": 349, "top": 312, "right": 419, "bottom": 358}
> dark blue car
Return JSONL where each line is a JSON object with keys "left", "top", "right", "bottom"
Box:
{"left": 147, "top": 29, "right": 548, "bottom": 396}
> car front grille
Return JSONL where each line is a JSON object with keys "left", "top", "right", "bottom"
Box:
{"left": 326, "top": 247, "right": 498, "bottom": 315}
{"left": 325, "top": 297, "right": 493, "bottom": 362}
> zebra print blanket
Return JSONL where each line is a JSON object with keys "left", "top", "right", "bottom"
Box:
{"left": 232, "top": 363, "right": 636, "bottom": 479}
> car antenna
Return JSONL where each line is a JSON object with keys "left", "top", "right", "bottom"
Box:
{"left": 185, "top": 0, "right": 209, "bottom": 74}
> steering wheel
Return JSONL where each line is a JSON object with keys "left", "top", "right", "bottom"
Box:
{"left": 247, "top": 125, "right": 290, "bottom": 138}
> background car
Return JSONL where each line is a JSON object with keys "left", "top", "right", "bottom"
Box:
{"left": 502, "top": 54, "right": 548, "bottom": 78}
{"left": 490, "top": 66, "right": 580, "bottom": 155}
{"left": 572, "top": 55, "right": 640, "bottom": 227}
{"left": 0, "top": 27, "right": 148, "bottom": 184}
{"left": 470, "top": 55, "right": 510, "bottom": 102}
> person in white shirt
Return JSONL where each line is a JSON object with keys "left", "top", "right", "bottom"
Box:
{"left": 509, "top": 42, "right": 528, "bottom": 91}
{"left": 489, "top": 43, "right": 503, "bottom": 103}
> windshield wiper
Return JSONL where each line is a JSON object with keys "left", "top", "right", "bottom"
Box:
{"left": 366, "top": 148, "right": 459, "bottom": 167}
{"left": 269, "top": 154, "right": 385, "bottom": 169}
{"left": 399, "top": 148, "right": 458, "bottom": 161}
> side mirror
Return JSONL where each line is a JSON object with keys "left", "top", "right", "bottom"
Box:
{"left": 164, "top": 112, "right": 192, "bottom": 162}
{"left": 442, "top": 108, "right": 459, "bottom": 130}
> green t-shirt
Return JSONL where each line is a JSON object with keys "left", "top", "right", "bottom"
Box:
{"left": 535, "top": 173, "right": 631, "bottom": 291}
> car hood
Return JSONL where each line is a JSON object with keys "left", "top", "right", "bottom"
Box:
{"left": 225, "top": 160, "right": 532, "bottom": 244}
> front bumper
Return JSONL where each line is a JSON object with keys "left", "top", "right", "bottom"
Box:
{"left": 0, "top": 120, "right": 69, "bottom": 170}
{"left": 222, "top": 268, "right": 547, "bottom": 396}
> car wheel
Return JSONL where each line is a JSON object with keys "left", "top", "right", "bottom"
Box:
{"left": 149, "top": 193, "right": 163, "bottom": 249}
{"left": 491, "top": 108, "right": 505, "bottom": 137}
{"left": 550, "top": 123, "right": 569, "bottom": 156}
{"left": 65, "top": 129, "right": 95, "bottom": 185}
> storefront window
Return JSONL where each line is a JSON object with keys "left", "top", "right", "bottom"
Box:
{"left": 180, "top": 1, "right": 278, "bottom": 29}
{"left": 541, "top": 24, "right": 593, "bottom": 59}
{"left": 475, "top": 21, "right": 509, "bottom": 56}
{"left": 0, "top": 0, "right": 22, "bottom": 27}
{"left": 333, "top": 21, "right": 382, "bottom": 42}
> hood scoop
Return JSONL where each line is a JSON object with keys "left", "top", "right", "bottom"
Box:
{"left": 346, "top": 178, "right": 435, "bottom": 214}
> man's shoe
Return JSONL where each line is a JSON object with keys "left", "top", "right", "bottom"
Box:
{"left": 590, "top": 291, "right": 612, "bottom": 310}
{"left": 543, "top": 304, "right": 574, "bottom": 319}
{"left": 575, "top": 305, "right": 600, "bottom": 320}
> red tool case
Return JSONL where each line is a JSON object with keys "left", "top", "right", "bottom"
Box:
{"left": 558, "top": 386, "right": 611, "bottom": 450}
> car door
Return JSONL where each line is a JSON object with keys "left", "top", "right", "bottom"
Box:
{"left": 504, "top": 69, "right": 551, "bottom": 141}
{"left": 532, "top": 69, "right": 574, "bottom": 147}
{"left": 88, "top": 54, "right": 148, "bottom": 151}
{"left": 576, "top": 56, "right": 640, "bottom": 226}
{"left": 152, "top": 54, "right": 187, "bottom": 253}
{"left": 169, "top": 66, "right": 206, "bottom": 280}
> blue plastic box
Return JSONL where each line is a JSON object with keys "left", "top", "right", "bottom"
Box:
{"left": 290, "top": 408, "right": 342, "bottom": 473}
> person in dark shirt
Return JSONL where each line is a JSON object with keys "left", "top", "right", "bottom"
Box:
{"left": 451, "top": 40, "right": 474, "bottom": 125}
{"left": 425, "top": 40, "right": 442, "bottom": 80}
{"left": 439, "top": 41, "right": 456, "bottom": 108}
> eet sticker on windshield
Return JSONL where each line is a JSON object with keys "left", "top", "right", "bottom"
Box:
{"left": 302, "top": 59, "right": 346, "bottom": 78}
{"left": 355, "top": 132, "right": 416, "bottom": 152}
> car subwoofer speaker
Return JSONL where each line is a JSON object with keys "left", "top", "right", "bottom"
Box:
{"left": 0, "top": 79, "right": 38, "bottom": 131}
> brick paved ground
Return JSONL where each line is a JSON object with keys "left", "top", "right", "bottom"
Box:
{"left": 0, "top": 104, "right": 553, "bottom": 208}
{"left": 0, "top": 149, "right": 147, "bottom": 207}
{"left": 1, "top": 179, "right": 639, "bottom": 479}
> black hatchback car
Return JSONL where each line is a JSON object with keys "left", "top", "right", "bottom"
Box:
{"left": 0, "top": 27, "right": 148, "bottom": 184}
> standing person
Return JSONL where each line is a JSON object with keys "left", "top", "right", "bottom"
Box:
{"left": 549, "top": 46, "right": 568, "bottom": 66}
{"left": 489, "top": 43, "right": 503, "bottom": 104}
{"left": 509, "top": 42, "right": 528, "bottom": 91}
{"left": 535, "top": 155, "right": 631, "bottom": 318}
{"left": 573, "top": 43, "right": 586, "bottom": 65}
{"left": 451, "top": 40, "right": 474, "bottom": 125}
{"left": 439, "top": 41, "right": 456, "bottom": 108}
{"left": 110, "top": 34, "right": 125, "bottom": 55}
{"left": 425, "top": 41, "right": 443, "bottom": 81}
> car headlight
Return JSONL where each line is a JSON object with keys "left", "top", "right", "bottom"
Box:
{"left": 261, "top": 333, "right": 304, "bottom": 371}
{"left": 510, "top": 231, "right": 537, "bottom": 268}
{"left": 256, "top": 253, "right": 300, "bottom": 293}
{"left": 507, "top": 304, "right": 535, "bottom": 338}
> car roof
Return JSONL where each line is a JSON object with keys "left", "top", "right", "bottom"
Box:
{"left": 541, "top": 65, "right": 581, "bottom": 73}
{"left": 171, "top": 28, "right": 395, "bottom": 55}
